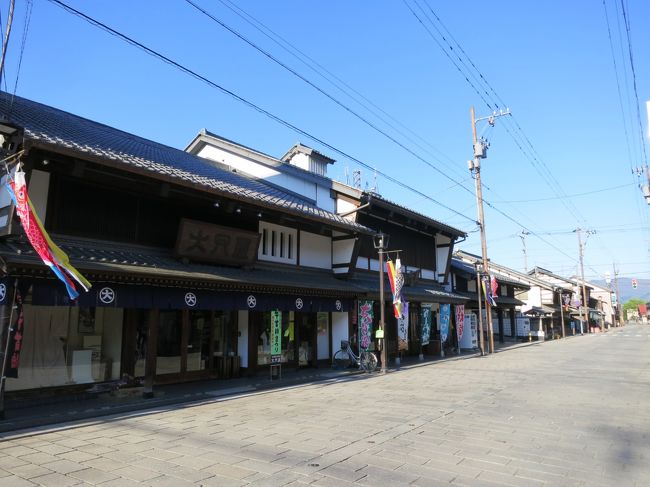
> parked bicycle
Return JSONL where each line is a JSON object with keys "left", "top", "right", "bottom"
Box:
{"left": 332, "top": 340, "right": 378, "bottom": 373}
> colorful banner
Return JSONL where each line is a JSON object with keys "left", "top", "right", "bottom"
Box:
{"left": 397, "top": 301, "right": 409, "bottom": 351}
{"left": 490, "top": 275, "right": 499, "bottom": 298}
{"left": 386, "top": 258, "right": 404, "bottom": 318}
{"left": 358, "top": 300, "right": 374, "bottom": 350}
{"left": 482, "top": 277, "right": 496, "bottom": 306}
{"left": 4, "top": 288, "right": 24, "bottom": 378}
{"left": 440, "top": 304, "right": 451, "bottom": 342}
{"left": 455, "top": 304, "right": 465, "bottom": 344}
{"left": 421, "top": 304, "right": 432, "bottom": 345}
{"left": 6, "top": 169, "right": 91, "bottom": 299}
{"left": 270, "top": 310, "right": 282, "bottom": 362}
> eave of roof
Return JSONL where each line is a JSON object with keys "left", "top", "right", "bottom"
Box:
{"left": 4, "top": 93, "right": 371, "bottom": 235}
{"left": 451, "top": 259, "right": 530, "bottom": 290}
{"left": 349, "top": 271, "right": 467, "bottom": 303}
{"left": 362, "top": 193, "right": 467, "bottom": 238}
{"left": 0, "top": 237, "right": 364, "bottom": 295}
{"left": 455, "top": 291, "right": 525, "bottom": 307}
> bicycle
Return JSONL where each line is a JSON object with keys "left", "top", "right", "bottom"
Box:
{"left": 332, "top": 340, "right": 378, "bottom": 373}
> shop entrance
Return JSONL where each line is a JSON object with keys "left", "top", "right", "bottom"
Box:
{"left": 295, "top": 312, "right": 317, "bottom": 367}
{"left": 121, "top": 309, "right": 237, "bottom": 383}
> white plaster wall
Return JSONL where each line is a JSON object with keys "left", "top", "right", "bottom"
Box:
{"left": 333, "top": 239, "right": 355, "bottom": 265}
{"left": 198, "top": 145, "right": 319, "bottom": 202}
{"left": 523, "top": 286, "right": 542, "bottom": 312}
{"left": 541, "top": 288, "right": 555, "bottom": 304}
{"left": 237, "top": 310, "right": 248, "bottom": 368}
{"left": 337, "top": 198, "right": 358, "bottom": 221}
{"left": 198, "top": 145, "right": 278, "bottom": 179}
{"left": 436, "top": 237, "right": 450, "bottom": 281}
{"left": 289, "top": 152, "right": 310, "bottom": 171}
{"left": 316, "top": 185, "right": 335, "bottom": 213}
{"left": 28, "top": 170, "right": 50, "bottom": 223}
{"left": 331, "top": 312, "right": 349, "bottom": 352}
{"left": 468, "top": 279, "right": 477, "bottom": 293}
{"left": 356, "top": 256, "right": 369, "bottom": 270}
{"left": 421, "top": 269, "right": 436, "bottom": 280}
{"left": 299, "top": 231, "right": 331, "bottom": 269}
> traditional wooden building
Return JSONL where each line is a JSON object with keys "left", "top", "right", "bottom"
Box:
{"left": 0, "top": 93, "right": 375, "bottom": 401}
{"left": 186, "top": 132, "right": 469, "bottom": 363}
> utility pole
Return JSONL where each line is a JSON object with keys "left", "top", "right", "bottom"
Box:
{"left": 469, "top": 106, "right": 509, "bottom": 353}
{"left": 519, "top": 230, "right": 530, "bottom": 272}
{"left": 574, "top": 228, "right": 593, "bottom": 334}
{"left": 613, "top": 264, "right": 624, "bottom": 326}
{"left": 557, "top": 287, "right": 566, "bottom": 338}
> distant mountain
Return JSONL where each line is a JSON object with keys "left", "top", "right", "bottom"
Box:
{"left": 592, "top": 278, "right": 650, "bottom": 304}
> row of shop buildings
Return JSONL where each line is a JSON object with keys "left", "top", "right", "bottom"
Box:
{"left": 0, "top": 93, "right": 619, "bottom": 403}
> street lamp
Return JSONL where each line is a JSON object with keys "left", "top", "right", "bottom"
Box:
{"left": 373, "top": 232, "right": 389, "bottom": 373}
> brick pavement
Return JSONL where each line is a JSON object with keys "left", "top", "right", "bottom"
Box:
{"left": 0, "top": 324, "right": 648, "bottom": 486}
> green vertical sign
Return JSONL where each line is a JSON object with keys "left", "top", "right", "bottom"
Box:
{"left": 271, "top": 310, "right": 282, "bottom": 361}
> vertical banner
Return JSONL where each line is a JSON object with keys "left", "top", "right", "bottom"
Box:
{"left": 4, "top": 289, "right": 24, "bottom": 378}
{"left": 397, "top": 301, "right": 409, "bottom": 351}
{"left": 270, "top": 310, "right": 282, "bottom": 363}
{"left": 455, "top": 304, "right": 465, "bottom": 347}
{"left": 440, "top": 304, "right": 451, "bottom": 343}
{"left": 358, "top": 300, "right": 374, "bottom": 350}
{"left": 420, "top": 304, "right": 432, "bottom": 345}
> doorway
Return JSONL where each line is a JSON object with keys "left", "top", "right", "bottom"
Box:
{"left": 295, "top": 312, "right": 317, "bottom": 367}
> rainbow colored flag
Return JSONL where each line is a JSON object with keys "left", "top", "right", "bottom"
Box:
{"left": 482, "top": 276, "right": 496, "bottom": 307}
{"left": 6, "top": 169, "right": 91, "bottom": 299}
{"left": 386, "top": 257, "right": 404, "bottom": 318}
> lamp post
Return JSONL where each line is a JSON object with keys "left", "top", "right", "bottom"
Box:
{"left": 373, "top": 232, "right": 389, "bottom": 373}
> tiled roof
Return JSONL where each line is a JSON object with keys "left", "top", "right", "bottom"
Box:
{"left": 0, "top": 237, "right": 363, "bottom": 294}
{"left": 1, "top": 93, "right": 371, "bottom": 234}
{"left": 455, "top": 291, "right": 525, "bottom": 307}
{"left": 362, "top": 192, "right": 467, "bottom": 237}
{"left": 348, "top": 271, "right": 467, "bottom": 303}
{"left": 450, "top": 258, "right": 529, "bottom": 289}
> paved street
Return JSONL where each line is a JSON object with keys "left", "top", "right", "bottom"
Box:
{"left": 1, "top": 325, "right": 649, "bottom": 486}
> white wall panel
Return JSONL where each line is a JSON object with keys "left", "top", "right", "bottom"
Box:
{"left": 300, "top": 231, "right": 331, "bottom": 269}
{"left": 331, "top": 312, "right": 349, "bottom": 352}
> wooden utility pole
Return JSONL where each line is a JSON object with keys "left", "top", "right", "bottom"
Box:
{"left": 613, "top": 264, "right": 624, "bottom": 326}
{"left": 576, "top": 229, "right": 590, "bottom": 334}
{"left": 470, "top": 106, "right": 494, "bottom": 353}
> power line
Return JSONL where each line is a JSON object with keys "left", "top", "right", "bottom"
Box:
{"left": 493, "top": 183, "right": 634, "bottom": 203}
{"left": 214, "top": 0, "right": 469, "bottom": 182}
{"left": 183, "top": 0, "right": 479, "bottom": 200}
{"left": 46, "top": 0, "right": 477, "bottom": 226}
{"left": 411, "top": 0, "right": 589, "bottom": 226}
{"left": 406, "top": 1, "right": 634, "bottom": 266}
{"left": 0, "top": 0, "right": 15, "bottom": 91}
{"left": 187, "top": 0, "right": 587, "bottom": 266}
{"left": 9, "top": 0, "right": 33, "bottom": 118}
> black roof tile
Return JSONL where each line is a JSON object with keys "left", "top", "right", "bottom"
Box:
{"left": 1, "top": 93, "right": 371, "bottom": 234}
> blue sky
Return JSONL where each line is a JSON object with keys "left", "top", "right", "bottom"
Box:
{"left": 3, "top": 0, "right": 649, "bottom": 284}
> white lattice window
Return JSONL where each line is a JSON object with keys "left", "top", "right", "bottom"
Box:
{"left": 258, "top": 221, "right": 297, "bottom": 264}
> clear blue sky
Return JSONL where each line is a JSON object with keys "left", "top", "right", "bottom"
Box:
{"left": 3, "top": 0, "right": 649, "bottom": 283}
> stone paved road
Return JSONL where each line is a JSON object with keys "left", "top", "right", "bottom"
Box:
{"left": 1, "top": 325, "right": 649, "bottom": 486}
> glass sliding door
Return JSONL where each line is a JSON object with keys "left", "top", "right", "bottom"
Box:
{"left": 156, "top": 310, "right": 182, "bottom": 375}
